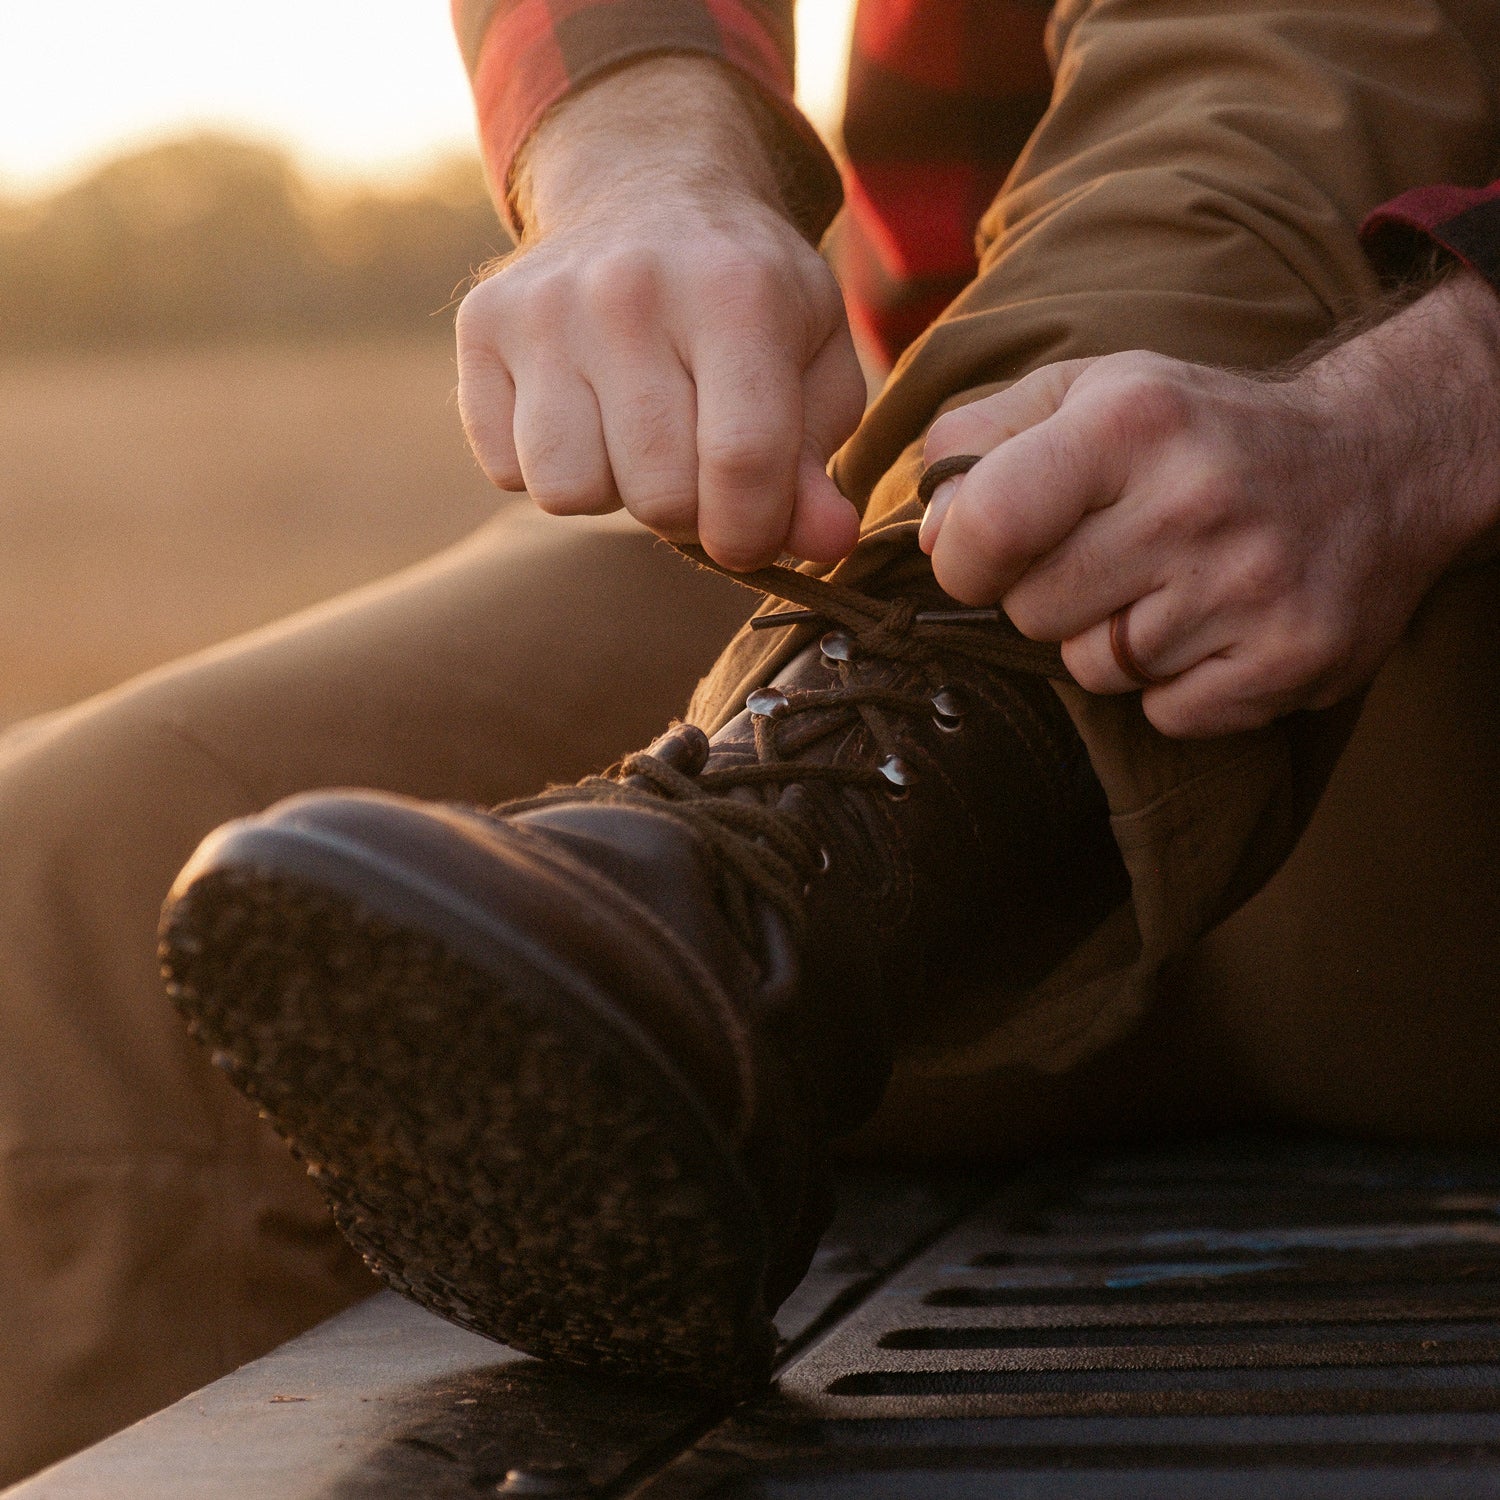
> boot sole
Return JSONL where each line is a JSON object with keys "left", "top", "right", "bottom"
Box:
{"left": 159, "top": 817, "right": 776, "bottom": 1390}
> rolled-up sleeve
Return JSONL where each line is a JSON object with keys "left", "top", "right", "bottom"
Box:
{"left": 1362, "top": 181, "right": 1500, "bottom": 291}
{"left": 451, "top": 0, "right": 842, "bottom": 237}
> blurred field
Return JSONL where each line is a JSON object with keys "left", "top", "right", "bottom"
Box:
{"left": 0, "top": 333, "right": 504, "bottom": 728}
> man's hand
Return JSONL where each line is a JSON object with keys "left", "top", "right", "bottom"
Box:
{"left": 919, "top": 269, "right": 1500, "bottom": 738}
{"left": 456, "top": 55, "right": 864, "bottom": 572}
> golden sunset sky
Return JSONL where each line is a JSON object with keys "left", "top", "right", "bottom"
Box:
{"left": 0, "top": 2, "right": 855, "bottom": 192}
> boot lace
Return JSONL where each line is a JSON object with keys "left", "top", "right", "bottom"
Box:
{"left": 493, "top": 550, "right": 1069, "bottom": 948}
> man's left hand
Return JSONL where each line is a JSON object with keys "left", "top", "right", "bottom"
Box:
{"left": 919, "top": 270, "right": 1500, "bottom": 738}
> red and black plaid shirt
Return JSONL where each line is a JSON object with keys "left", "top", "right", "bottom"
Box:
{"left": 453, "top": 0, "right": 1053, "bottom": 364}
{"left": 452, "top": 1, "right": 1500, "bottom": 365}
{"left": 1363, "top": 183, "right": 1500, "bottom": 290}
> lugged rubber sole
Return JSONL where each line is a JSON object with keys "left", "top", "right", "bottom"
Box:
{"left": 160, "top": 862, "right": 777, "bottom": 1390}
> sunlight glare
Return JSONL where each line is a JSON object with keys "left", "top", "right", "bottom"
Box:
{"left": 0, "top": 1, "right": 858, "bottom": 193}
{"left": 796, "top": 0, "right": 859, "bottom": 147}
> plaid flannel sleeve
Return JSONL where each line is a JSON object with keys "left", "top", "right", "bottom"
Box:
{"left": 1361, "top": 181, "right": 1500, "bottom": 293}
{"left": 839, "top": 0, "right": 1054, "bottom": 364}
{"left": 452, "top": 0, "right": 842, "bottom": 239}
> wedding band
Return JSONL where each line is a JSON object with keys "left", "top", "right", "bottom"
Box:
{"left": 1109, "top": 605, "right": 1168, "bottom": 689}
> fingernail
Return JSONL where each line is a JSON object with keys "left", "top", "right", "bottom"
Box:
{"left": 918, "top": 478, "right": 959, "bottom": 553}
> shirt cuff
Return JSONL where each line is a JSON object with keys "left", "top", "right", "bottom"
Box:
{"left": 1361, "top": 182, "right": 1500, "bottom": 292}
{"left": 467, "top": 0, "right": 844, "bottom": 241}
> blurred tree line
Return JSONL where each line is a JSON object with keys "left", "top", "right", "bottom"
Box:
{"left": 0, "top": 133, "right": 512, "bottom": 353}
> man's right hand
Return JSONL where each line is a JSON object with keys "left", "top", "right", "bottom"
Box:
{"left": 456, "top": 55, "right": 865, "bottom": 572}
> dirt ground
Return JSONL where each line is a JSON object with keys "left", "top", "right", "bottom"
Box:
{"left": 0, "top": 334, "right": 505, "bottom": 728}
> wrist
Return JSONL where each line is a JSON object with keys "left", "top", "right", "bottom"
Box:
{"left": 1441, "top": 269, "right": 1500, "bottom": 564}
{"left": 515, "top": 55, "right": 789, "bottom": 240}
{"left": 1296, "top": 267, "right": 1500, "bottom": 574}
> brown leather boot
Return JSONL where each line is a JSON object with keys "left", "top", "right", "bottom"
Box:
{"left": 159, "top": 554, "right": 1125, "bottom": 1391}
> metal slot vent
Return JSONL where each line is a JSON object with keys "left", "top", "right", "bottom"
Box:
{"left": 640, "top": 1139, "right": 1500, "bottom": 1498}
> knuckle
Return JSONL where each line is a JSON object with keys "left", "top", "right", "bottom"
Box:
{"left": 580, "top": 249, "right": 660, "bottom": 330}
{"left": 1061, "top": 644, "right": 1118, "bottom": 695}
{"left": 455, "top": 280, "right": 504, "bottom": 349}
{"left": 699, "top": 253, "right": 785, "bottom": 323}
{"left": 1000, "top": 587, "right": 1049, "bottom": 641}
{"left": 964, "top": 492, "right": 1026, "bottom": 576}
{"left": 931, "top": 524, "right": 1005, "bottom": 605}
{"left": 528, "top": 473, "right": 615, "bottom": 516}
{"left": 1169, "top": 464, "right": 1239, "bottom": 535}
{"left": 516, "top": 420, "right": 613, "bottom": 514}
{"left": 623, "top": 386, "right": 690, "bottom": 463}
{"left": 1094, "top": 362, "right": 1193, "bottom": 447}
{"left": 699, "top": 430, "right": 785, "bottom": 493}
{"left": 925, "top": 407, "right": 981, "bottom": 460}
{"left": 615, "top": 423, "right": 696, "bottom": 514}
{"left": 617, "top": 432, "right": 686, "bottom": 495}
{"left": 492, "top": 265, "right": 571, "bottom": 341}
{"left": 930, "top": 557, "right": 989, "bottom": 607}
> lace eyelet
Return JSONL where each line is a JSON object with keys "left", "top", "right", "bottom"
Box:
{"left": 746, "top": 687, "right": 790, "bottom": 718}
{"left": 878, "top": 754, "right": 918, "bottom": 797}
{"left": 803, "top": 846, "right": 832, "bottom": 896}
{"left": 820, "top": 630, "right": 856, "bottom": 663}
{"left": 931, "top": 686, "right": 966, "bottom": 734}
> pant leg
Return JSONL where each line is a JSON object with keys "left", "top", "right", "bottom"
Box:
{"left": 1162, "top": 560, "right": 1500, "bottom": 1145}
{"left": 0, "top": 507, "right": 754, "bottom": 1485}
{"left": 690, "top": 0, "right": 1500, "bottom": 1080}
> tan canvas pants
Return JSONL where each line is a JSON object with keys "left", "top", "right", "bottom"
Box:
{"left": 7, "top": 0, "right": 1500, "bottom": 1484}
{"left": 0, "top": 512, "right": 757, "bottom": 1483}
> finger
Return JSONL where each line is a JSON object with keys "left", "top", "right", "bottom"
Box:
{"left": 590, "top": 339, "right": 701, "bottom": 541}
{"left": 783, "top": 329, "right": 866, "bottom": 564}
{"left": 803, "top": 319, "right": 868, "bottom": 460}
{"left": 928, "top": 404, "right": 1133, "bottom": 606}
{"left": 511, "top": 366, "right": 620, "bottom": 516}
{"left": 785, "top": 444, "right": 860, "bottom": 563}
{"left": 692, "top": 332, "right": 802, "bottom": 570}
{"left": 1000, "top": 479, "right": 1181, "bottom": 641}
{"left": 923, "top": 359, "right": 1098, "bottom": 467}
{"left": 1139, "top": 612, "right": 1358, "bottom": 738}
{"left": 1060, "top": 588, "right": 1233, "bottom": 696}
{"left": 456, "top": 350, "right": 524, "bottom": 490}
{"left": 920, "top": 360, "right": 1101, "bottom": 554}
{"left": 1138, "top": 653, "right": 1307, "bottom": 739}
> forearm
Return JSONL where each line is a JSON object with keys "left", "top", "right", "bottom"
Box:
{"left": 516, "top": 56, "right": 788, "bottom": 238}
{"left": 452, "top": 0, "right": 840, "bottom": 242}
{"left": 1300, "top": 267, "right": 1500, "bottom": 572}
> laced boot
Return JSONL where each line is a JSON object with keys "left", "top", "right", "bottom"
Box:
{"left": 159, "top": 550, "right": 1127, "bottom": 1392}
